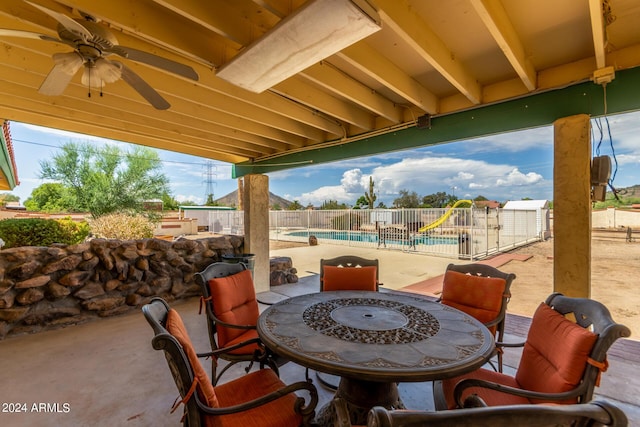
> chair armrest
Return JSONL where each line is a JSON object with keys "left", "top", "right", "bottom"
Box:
{"left": 208, "top": 311, "right": 257, "bottom": 331}
{"left": 495, "top": 340, "right": 525, "bottom": 349}
{"left": 197, "top": 337, "right": 266, "bottom": 362}
{"left": 197, "top": 379, "right": 318, "bottom": 419}
{"left": 462, "top": 394, "right": 488, "bottom": 408}
{"left": 453, "top": 378, "right": 584, "bottom": 408}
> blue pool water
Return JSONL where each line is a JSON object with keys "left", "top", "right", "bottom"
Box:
{"left": 286, "top": 230, "right": 456, "bottom": 246}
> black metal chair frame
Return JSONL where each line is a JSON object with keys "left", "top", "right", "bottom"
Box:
{"left": 142, "top": 298, "right": 318, "bottom": 427}
{"left": 441, "top": 263, "right": 516, "bottom": 372}
{"left": 194, "top": 261, "right": 276, "bottom": 384}
{"left": 433, "top": 292, "right": 632, "bottom": 410}
{"left": 362, "top": 399, "right": 628, "bottom": 427}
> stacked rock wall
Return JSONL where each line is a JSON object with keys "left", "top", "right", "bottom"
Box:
{"left": 0, "top": 236, "right": 245, "bottom": 338}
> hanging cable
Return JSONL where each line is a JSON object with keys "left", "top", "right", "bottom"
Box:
{"left": 599, "top": 84, "right": 620, "bottom": 200}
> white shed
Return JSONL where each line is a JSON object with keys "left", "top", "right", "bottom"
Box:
{"left": 502, "top": 200, "right": 551, "bottom": 239}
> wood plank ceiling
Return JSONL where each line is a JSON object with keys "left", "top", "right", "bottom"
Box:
{"left": 1, "top": 0, "right": 639, "bottom": 174}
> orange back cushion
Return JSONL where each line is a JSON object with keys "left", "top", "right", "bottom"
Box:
{"left": 322, "top": 265, "right": 377, "bottom": 291}
{"left": 441, "top": 270, "right": 507, "bottom": 334}
{"left": 207, "top": 269, "right": 259, "bottom": 347}
{"left": 515, "top": 303, "right": 598, "bottom": 402}
{"left": 166, "top": 309, "right": 219, "bottom": 408}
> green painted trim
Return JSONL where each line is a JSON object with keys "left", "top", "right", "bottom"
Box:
{"left": 0, "top": 125, "right": 17, "bottom": 189}
{"left": 233, "top": 66, "right": 640, "bottom": 178}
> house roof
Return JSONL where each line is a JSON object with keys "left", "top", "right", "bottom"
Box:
{"left": 0, "top": 0, "right": 639, "bottom": 178}
{"left": 0, "top": 121, "right": 19, "bottom": 190}
{"left": 503, "top": 200, "right": 549, "bottom": 210}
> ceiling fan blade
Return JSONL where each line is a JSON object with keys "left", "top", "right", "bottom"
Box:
{"left": 38, "top": 63, "right": 76, "bottom": 95}
{"left": 24, "top": 1, "right": 92, "bottom": 41}
{"left": 113, "top": 46, "right": 198, "bottom": 81}
{"left": 0, "top": 28, "right": 61, "bottom": 43}
{"left": 113, "top": 61, "right": 170, "bottom": 110}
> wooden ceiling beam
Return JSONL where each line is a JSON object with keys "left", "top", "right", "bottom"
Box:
{"left": 272, "top": 77, "right": 375, "bottom": 132}
{"left": 1, "top": 106, "right": 248, "bottom": 164}
{"left": 301, "top": 62, "right": 404, "bottom": 123}
{"left": 375, "top": 0, "right": 482, "bottom": 105}
{"left": 0, "top": 80, "right": 267, "bottom": 159}
{"left": 588, "top": 0, "right": 608, "bottom": 70}
{"left": 338, "top": 43, "right": 437, "bottom": 114}
{"left": 470, "top": 0, "right": 537, "bottom": 91}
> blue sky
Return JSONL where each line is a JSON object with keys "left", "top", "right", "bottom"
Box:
{"left": 7, "top": 110, "right": 640, "bottom": 207}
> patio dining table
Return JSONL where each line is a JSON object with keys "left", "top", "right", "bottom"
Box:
{"left": 257, "top": 290, "right": 494, "bottom": 426}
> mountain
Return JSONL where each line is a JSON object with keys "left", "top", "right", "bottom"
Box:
{"left": 214, "top": 190, "right": 293, "bottom": 209}
{"left": 608, "top": 184, "right": 640, "bottom": 199}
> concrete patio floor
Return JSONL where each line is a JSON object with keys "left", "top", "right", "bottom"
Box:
{"left": 0, "top": 246, "right": 638, "bottom": 426}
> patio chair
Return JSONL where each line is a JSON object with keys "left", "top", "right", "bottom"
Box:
{"left": 316, "top": 255, "right": 380, "bottom": 390}
{"left": 320, "top": 255, "right": 381, "bottom": 291}
{"left": 142, "top": 297, "right": 318, "bottom": 427}
{"left": 360, "top": 399, "right": 628, "bottom": 427}
{"left": 439, "top": 263, "right": 516, "bottom": 372}
{"left": 433, "top": 292, "right": 631, "bottom": 410}
{"left": 195, "top": 261, "right": 279, "bottom": 385}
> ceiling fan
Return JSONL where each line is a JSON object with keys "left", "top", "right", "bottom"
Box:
{"left": 0, "top": 1, "right": 199, "bottom": 110}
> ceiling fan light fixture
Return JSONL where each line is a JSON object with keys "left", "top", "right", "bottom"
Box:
{"left": 216, "top": 0, "right": 381, "bottom": 93}
{"left": 94, "top": 58, "right": 122, "bottom": 83}
{"left": 81, "top": 64, "right": 104, "bottom": 89}
{"left": 52, "top": 51, "right": 83, "bottom": 75}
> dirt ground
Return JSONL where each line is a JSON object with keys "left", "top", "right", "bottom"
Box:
{"left": 497, "top": 237, "right": 640, "bottom": 339}
{"left": 270, "top": 237, "right": 640, "bottom": 339}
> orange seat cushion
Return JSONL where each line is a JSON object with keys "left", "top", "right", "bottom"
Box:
{"left": 208, "top": 269, "right": 261, "bottom": 351}
{"left": 441, "top": 270, "right": 507, "bottom": 334}
{"left": 322, "top": 265, "right": 377, "bottom": 291}
{"left": 212, "top": 368, "right": 302, "bottom": 427}
{"left": 166, "top": 309, "right": 219, "bottom": 408}
{"left": 439, "top": 302, "right": 598, "bottom": 409}
{"left": 515, "top": 303, "right": 597, "bottom": 403}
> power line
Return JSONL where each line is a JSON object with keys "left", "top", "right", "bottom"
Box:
{"left": 12, "top": 138, "right": 212, "bottom": 167}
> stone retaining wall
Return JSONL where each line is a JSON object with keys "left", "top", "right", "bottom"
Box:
{"left": 0, "top": 236, "right": 245, "bottom": 339}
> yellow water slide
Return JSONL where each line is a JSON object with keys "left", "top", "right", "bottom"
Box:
{"left": 418, "top": 200, "right": 472, "bottom": 232}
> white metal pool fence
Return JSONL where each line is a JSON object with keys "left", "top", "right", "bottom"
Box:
{"left": 206, "top": 207, "right": 548, "bottom": 260}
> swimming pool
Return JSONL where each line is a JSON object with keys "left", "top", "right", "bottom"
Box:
{"left": 286, "top": 230, "right": 457, "bottom": 246}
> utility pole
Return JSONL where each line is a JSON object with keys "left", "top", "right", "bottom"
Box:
{"left": 204, "top": 161, "right": 217, "bottom": 205}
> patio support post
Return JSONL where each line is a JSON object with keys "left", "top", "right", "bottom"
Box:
{"left": 242, "top": 174, "right": 270, "bottom": 293}
{"left": 553, "top": 114, "right": 591, "bottom": 298}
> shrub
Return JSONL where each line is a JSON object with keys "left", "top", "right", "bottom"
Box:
{"left": 0, "top": 217, "right": 90, "bottom": 248}
{"left": 89, "top": 213, "right": 155, "bottom": 239}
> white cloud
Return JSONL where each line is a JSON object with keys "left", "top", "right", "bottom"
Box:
{"left": 495, "top": 168, "right": 543, "bottom": 187}
{"left": 340, "top": 169, "right": 365, "bottom": 193}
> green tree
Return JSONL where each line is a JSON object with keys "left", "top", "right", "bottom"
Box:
{"left": 0, "top": 192, "right": 20, "bottom": 207}
{"left": 320, "top": 199, "right": 348, "bottom": 210}
{"left": 353, "top": 196, "right": 367, "bottom": 209}
{"left": 39, "top": 142, "right": 169, "bottom": 217}
{"left": 474, "top": 195, "right": 488, "bottom": 201}
{"left": 363, "top": 176, "right": 377, "bottom": 209}
{"left": 161, "top": 191, "right": 180, "bottom": 211}
{"left": 445, "top": 193, "right": 459, "bottom": 206}
{"left": 287, "top": 200, "right": 303, "bottom": 210}
{"left": 422, "top": 192, "right": 449, "bottom": 208}
{"left": 24, "top": 183, "right": 77, "bottom": 212}
{"left": 393, "top": 189, "right": 421, "bottom": 208}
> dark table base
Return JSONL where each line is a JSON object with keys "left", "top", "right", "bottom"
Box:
{"left": 315, "top": 377, "right": 405, "bottom": 426}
